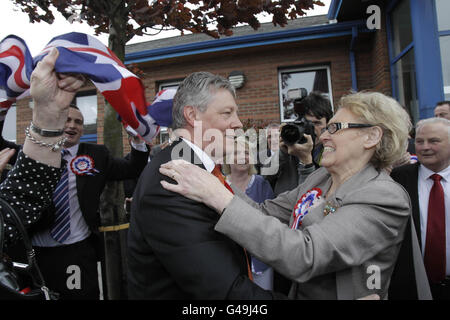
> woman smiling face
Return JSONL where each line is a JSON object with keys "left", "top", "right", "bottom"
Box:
{"left": 319, "top": 108, "right": 375, "bottom": 178}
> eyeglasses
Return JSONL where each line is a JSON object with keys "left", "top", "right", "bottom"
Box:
{"left": 321, "top": 122, "right": 374, "bottom": 134}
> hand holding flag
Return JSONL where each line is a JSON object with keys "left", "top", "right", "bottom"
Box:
{"left": 31, "top": 47, "right": 85, "bottom": 130}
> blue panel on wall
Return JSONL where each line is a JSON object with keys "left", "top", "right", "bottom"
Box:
{"left": 410, "top": 0, "right": 444, "bottom": 119}
{"left": 80, "top": 134, "right": 97, "bottom": 143}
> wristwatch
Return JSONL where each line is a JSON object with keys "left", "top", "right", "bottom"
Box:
{"left": 30, "top": 122, "right": 65, "bottom": 137}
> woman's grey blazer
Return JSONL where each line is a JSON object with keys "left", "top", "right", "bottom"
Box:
{"left": 215, "top": 164, "right": 411, "bottom": 300}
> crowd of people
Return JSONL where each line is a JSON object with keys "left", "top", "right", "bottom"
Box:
{"left": 0, "top": 48, "right": 449, "bottom": 300}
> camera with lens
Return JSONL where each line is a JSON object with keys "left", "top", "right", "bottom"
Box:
{"left": 280, "top": 88, "right": 316, "bottom": 145}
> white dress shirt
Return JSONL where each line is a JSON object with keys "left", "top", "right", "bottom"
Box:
{"left": 32, "top": 144, "right": 91, "bottom": 247}
{"left": 417, "top": 164, "right": 450, "bottom": 276}
{"left": 181, "top": 138, "right": 215, "bottom": 173}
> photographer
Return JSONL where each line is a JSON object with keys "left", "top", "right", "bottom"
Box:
{"left": 299, "top": 91, "right": 333, "bottom": 166}
{"left": 263, "top": 90, "right": 332, "bottom": 197}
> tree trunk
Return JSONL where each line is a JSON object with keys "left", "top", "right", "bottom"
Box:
{"left": 99, "top": 0, "right": 129, "bottom": 300}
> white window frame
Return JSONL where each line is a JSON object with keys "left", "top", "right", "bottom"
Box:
{"left": 278, "top": 65, "right": 334, "bottom": 122}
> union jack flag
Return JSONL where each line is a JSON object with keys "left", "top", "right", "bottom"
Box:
{"left": 0, "top": 32, "right": 172, "bottom": 142}
{"left": 124, "top": 88, "right": 176, "bottom": 137}
{"left": 0, "top": 35, "right": 34, "bottom": 118}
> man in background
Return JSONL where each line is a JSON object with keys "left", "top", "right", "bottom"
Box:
{"left": 390, "top": 117, "right": 450, "bottom": 300}
{"left": 434, "top": 101, "right": 450, "bottom": 120}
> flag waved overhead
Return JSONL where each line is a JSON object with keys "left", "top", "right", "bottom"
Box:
{"left": 0, "top": 32, "right": 173, "bottom": 141}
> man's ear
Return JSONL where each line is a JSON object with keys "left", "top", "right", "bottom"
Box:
{"left": 183, "top": 105, "right": 197, "bottom": 127}
{"left": 364, "top": 126, "right": 383, "bottom": 149}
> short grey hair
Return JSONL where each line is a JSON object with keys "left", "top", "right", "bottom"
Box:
{"left": 416, "top": 117, "right": 450, "bottom": 140}
{"left": 171, "top": 72, "right": 236, "bottom": 130}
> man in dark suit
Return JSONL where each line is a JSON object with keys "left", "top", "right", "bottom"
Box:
{"left": 390, "top": 117, "right": 450, "bottom": 300}
{"left": 1, "top": 104, "right": 149, "bottom": 299}
{"left": 127, "top": 72, "right": 278, "bottom": 299}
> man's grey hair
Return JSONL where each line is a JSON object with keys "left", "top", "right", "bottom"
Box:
{"left": 171, "top": 72, "right": 236, "bottom": 130}
{"left": 416, "top": 117, "right": 450, "bottom": 140}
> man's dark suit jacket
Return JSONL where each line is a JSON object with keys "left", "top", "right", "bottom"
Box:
{"left": 127, "top": 139, "right": 276, "bottom": 299}
{"left": 389, "top": 163, "right": 422, "bottom": 299}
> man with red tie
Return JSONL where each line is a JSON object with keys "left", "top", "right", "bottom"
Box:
{"left": 390, "top": 117, "right": 450, "bottom": 300}
{"left": 127, "top": 72, "right": 279, "bottom": 299}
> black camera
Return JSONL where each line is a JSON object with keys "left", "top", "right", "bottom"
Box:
{"left": 280, "top": 88, "right": 316, "bottom": 145}
{"left": 280, "top": 118, "right": 315, "bottom": 145}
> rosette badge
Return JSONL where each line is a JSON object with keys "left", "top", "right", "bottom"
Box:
{"left": 70, "top": 155, "right": 100, "bottom": 176}
{"left": 291, "top": 188, "right": 322, "bottom": 230}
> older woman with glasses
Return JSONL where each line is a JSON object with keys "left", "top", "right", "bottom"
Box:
{"left": 159, "top": 91, "right": 412, "bottom": 300}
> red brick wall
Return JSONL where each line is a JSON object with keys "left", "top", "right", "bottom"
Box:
{"left": 371, "top": 11, "right": 392, "bottom": 95}
{"left": 136, "top": 37, "right": 355, "bottom": 124}
{"left": 16, "top": 99, "right": 32, "bottom": 144}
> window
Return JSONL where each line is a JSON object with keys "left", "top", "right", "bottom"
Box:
{"left": 390, "top": 0, "right": 413, "bottom": 57}
{"left": 2, "top": 104, "right": 16, "bottom": 142}
{"left": 159, "top": 81, "right": 181, "bottom": 91}
{"left": 388, "top": 0, "right": 419, "bottom": 124}
{"left": 439, "top": 36, "right": 450, "bottom": 100}
{"left": 278, "top": 66, "right": 333, "bottom": 122}
{"left": 435, "top": 0, "right": 450, "bottom": 31}
{"left": 394, "top": 49, "right": 419, "bottom": 123}
{"left": 75, "top": 90, "right": 97, "bottom": 143}
{"left": 436, "top": 0, "right": 450, "bottom": 100}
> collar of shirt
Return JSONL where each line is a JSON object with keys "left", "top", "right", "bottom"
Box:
{"left": 64, "top": 144, "right": 79, "bottom": 159}
{"left": 419, "top": 163, "right": 450, "bottom": 182}
{"left": 181, "top": 138, "right": 215, "bottom": 173}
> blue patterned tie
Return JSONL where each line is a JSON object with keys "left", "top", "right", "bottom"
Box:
{"left": 50, "top": 151, "right": 71, "bottom": 242}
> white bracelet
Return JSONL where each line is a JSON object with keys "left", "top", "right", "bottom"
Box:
{"left": 25, "top": 126, "right": 67, "bottom": 152}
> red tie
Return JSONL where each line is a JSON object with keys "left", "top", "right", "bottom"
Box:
{"left": 211, "top": 165, "right": 234, "bottom": 193}
{"left": 424, "top": 173, "right": 446, "bottom": 283}
{"left": 211, "top": 165, "right": 253, "bottom": 281}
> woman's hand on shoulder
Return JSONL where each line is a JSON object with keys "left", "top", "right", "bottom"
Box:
{"left": 159, "top": 159, "right": 234, "bottom": 213}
